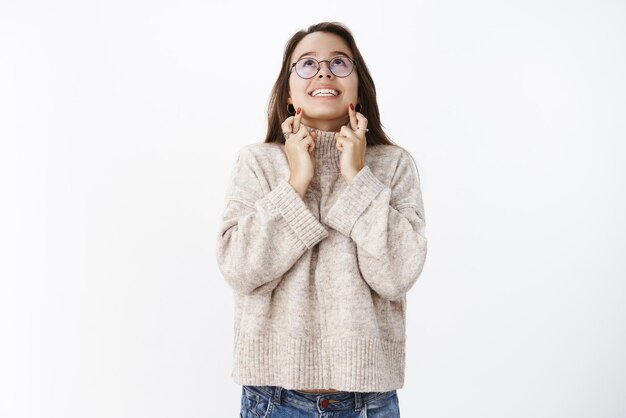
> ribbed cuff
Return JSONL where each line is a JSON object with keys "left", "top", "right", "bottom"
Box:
{"left": 262, "top": 179, "right": 329, "bottom": 249}
{"left": 323, "top": 166, "right": 385, "bottom": 236}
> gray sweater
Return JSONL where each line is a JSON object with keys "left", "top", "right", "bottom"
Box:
{"left": 216, "top": 123, "right": 427, "bottom": 392}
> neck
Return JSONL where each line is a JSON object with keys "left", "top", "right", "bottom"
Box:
{"left": 299, "top": 116, "right": 350, "bottom": 132}
{"left": 299, "top": 122, "right": 344, "bottom": 173}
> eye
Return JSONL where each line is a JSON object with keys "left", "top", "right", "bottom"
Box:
{"left": 332, "top": 57, "right": 349, "bottom": 66}
{"left": 302, "top": 58, "right": 316, "bottom": 67}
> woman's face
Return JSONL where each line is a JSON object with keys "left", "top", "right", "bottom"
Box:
{"left": 287, "top": 31, "right": 359, "bottom": 132}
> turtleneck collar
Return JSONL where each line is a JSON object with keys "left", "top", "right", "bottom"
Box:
{"left": 300, "top": 122, "right": 350, "bottom": 173}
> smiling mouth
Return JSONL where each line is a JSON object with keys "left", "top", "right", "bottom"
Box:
{"left": 309, "top": 88, "right": 341, "bottom": 97}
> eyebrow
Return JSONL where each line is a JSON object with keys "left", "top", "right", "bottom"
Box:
{"left": 296, "top": 50, "right": 351, "bottom": 60}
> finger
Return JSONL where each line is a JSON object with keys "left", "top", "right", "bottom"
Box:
{"left": 297, "top": 124, "right": 310, "bottom": 141}
{"left": 340, "top": 125, "right": 357, "bottom": 140}
{"left": 301, "top": 135, "right": 313, "bottom": 151}
{"left": 308, "top": 135, "right": 316, "bottom": 153}
{"left": 356, "top": 114, "right": 368, "bottom": 139}
{"left": 293, "top": 106, "right": 302, "bottom": 132}
{"left": 349, "top": 104, "right": 358, "bottom": 130}
{"left": 281, "top": 116, "right": 295, "bottom": 134}
{"left": 307, "top": 131, "right": 317, "bottom": 153}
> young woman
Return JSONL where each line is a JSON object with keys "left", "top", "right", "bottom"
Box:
{"left": 216, "top": 21, "right": 427, "bottom": 417}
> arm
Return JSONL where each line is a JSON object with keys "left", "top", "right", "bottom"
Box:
{"left": 216, "top": 146, "right": 329, "bottom": 296}
{"left": 323, "top": 149, "right": 427, "bottom": 301}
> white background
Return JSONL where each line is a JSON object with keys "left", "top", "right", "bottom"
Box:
{"left": 1, "top": 0, "right": 625, "bottom": 417}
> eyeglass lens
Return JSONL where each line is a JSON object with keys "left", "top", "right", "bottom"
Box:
{"left": 295, "top": 56, "right": 353, "bottom": 78}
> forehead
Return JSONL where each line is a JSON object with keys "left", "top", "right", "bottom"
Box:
{"left": 291, "top": 32, "right": 352, "bottom": 61}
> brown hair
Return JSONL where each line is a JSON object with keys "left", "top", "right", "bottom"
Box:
{"left": 263, "top": 22, "right": 422, "bottom": 182}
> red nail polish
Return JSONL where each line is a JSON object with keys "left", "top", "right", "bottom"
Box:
{"left": 297, "top": 107, "right": 301, "bottom": 115}
{"left": 349, "top": 103, "right": 354, "bottom": 111}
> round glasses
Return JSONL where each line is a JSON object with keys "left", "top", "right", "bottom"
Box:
{"left": 290, "top": 55, "right": 357, "bottom": 79}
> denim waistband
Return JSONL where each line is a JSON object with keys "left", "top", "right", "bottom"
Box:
{"left": 242, "top": 385, "right": 396, "bottom": 413}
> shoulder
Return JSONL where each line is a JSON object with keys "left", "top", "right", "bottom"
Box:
{"left": 368, "top": 144, "right": 417, "bottom": 174}
{"left": 237, "top": 142, "right": 283, "bottom": 160}
{"left": 368, "top": 143, "right": 411, "bottom": 159}
{"left": 232, "top": 142, "right": 284, "bottom": 166}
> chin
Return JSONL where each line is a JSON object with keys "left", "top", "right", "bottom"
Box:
{"left": 305, "top": 107, "right": 345, "bottom": 117}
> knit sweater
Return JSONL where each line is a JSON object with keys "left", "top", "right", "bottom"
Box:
{"left": 215, "top": 123, "right": 427, "bottom": 392}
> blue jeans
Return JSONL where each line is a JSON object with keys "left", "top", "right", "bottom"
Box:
{"left": 240, "top": 385, "right": 400, "bottom": 417}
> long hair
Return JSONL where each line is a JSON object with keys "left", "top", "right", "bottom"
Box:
{"left": 263, "top": 22, "right": 422, "bottom": 183}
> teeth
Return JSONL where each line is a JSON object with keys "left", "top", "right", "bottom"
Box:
{"left": 311, "top": 88, "right": 339, "bottom": 97}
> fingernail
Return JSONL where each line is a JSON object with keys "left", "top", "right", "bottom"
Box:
{"left": 349, "top": 103, "right": 354, "bottom": 111}
{"left": 297, "top": 107, "right": 301, "bottom": 115}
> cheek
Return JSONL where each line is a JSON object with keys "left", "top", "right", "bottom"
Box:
{"left": 344, "top": 80, "right": 359, "bottom": 99}
{"left": 289, "top": 79, "right": 307, "bottom": 96}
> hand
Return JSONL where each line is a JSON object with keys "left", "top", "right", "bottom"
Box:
{"left": 282, "top": 107, "right": 317, "bottom": 198}
{"left": 334, "top": 104, "right": 368, "bottom": 184}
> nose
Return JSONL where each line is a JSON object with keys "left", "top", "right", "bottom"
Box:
{"left": 318, "top": 61, "right": 334, "bottom": 78}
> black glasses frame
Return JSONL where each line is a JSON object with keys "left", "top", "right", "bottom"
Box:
{"left": 289, "top": 55, "right": 357, "bottom": 79}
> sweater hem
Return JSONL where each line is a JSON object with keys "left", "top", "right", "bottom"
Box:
{"left": 232, "top": 331, "right": 406, "bottom": 392}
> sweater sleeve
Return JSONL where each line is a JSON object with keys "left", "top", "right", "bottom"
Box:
{"left": 322, "top": 149, "right": 427, "bottom": 301}
{"left": 216, "top": 146, "right": 329, "bottom": 296}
